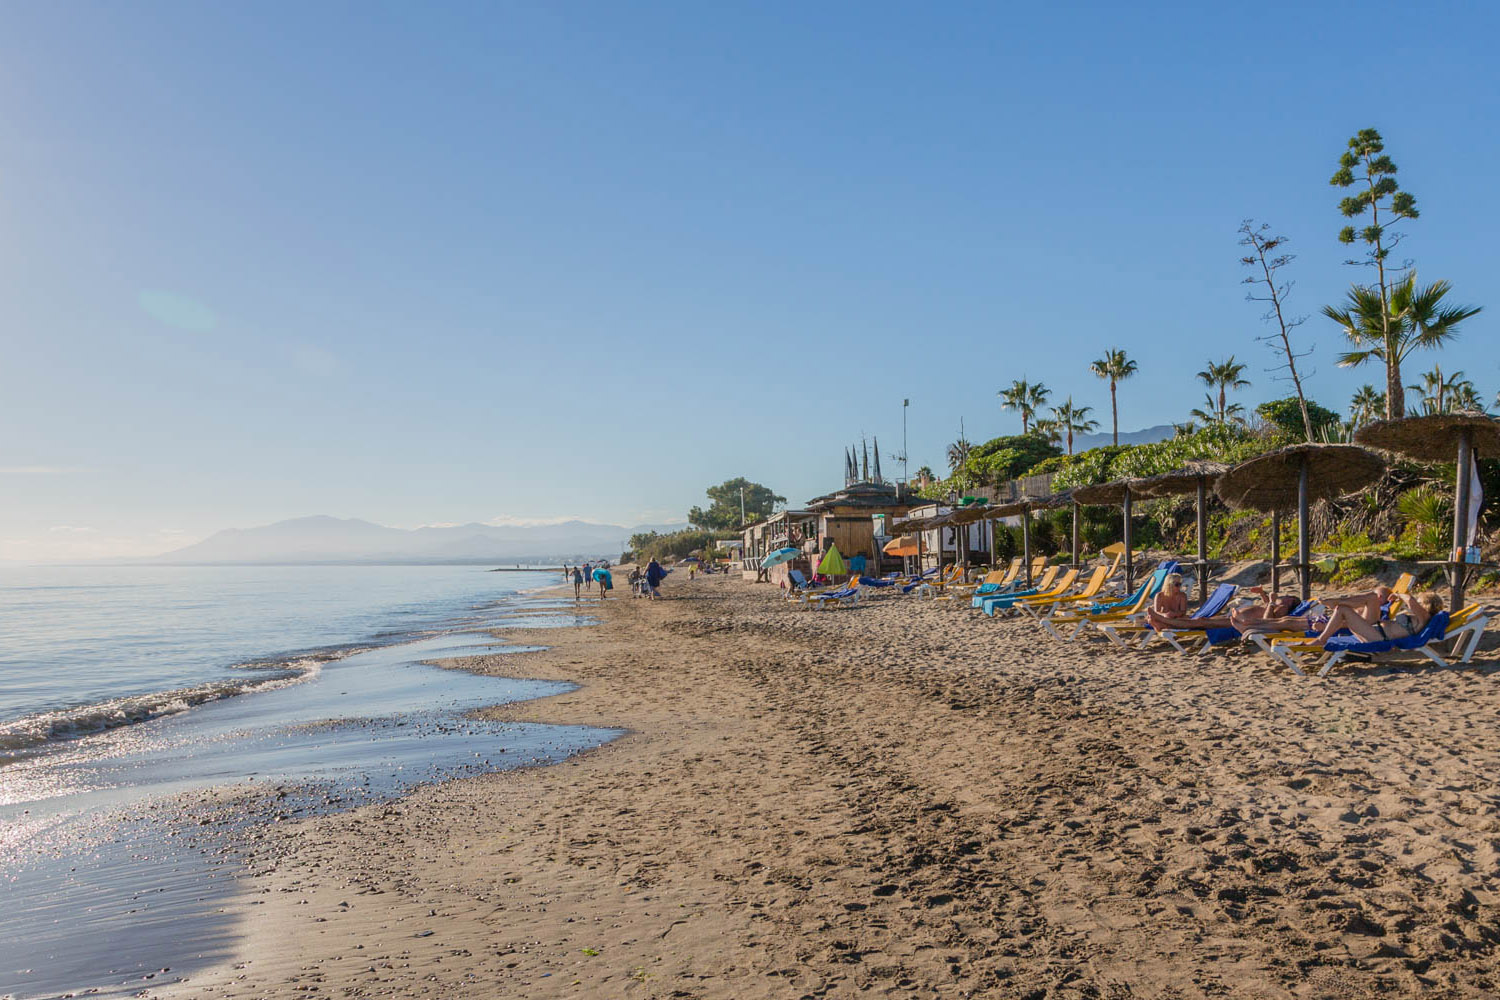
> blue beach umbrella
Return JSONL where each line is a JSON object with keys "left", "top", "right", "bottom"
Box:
{"left": 760, "top": 546, "right": 799, "bottom": 569}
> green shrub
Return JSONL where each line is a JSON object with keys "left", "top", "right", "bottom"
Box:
{"left": 1255, "top": 397, "right": 1341, "bottom": 440}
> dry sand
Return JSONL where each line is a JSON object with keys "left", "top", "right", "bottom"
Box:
{"left": 158, "top": 571, "right": 1500, "bottom": 999}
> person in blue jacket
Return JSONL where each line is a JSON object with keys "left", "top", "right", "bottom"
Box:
{"left": 645, "top": 559, "right": 669, "bottom": 600}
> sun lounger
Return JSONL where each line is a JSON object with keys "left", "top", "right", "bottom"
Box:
{"left": 1038, "top": 562, "right": 1179, "bottom": 641}
{"left": 981, "top": 567, "right": 1080, "bottom": 617}
{"left": 971, "top": 557, "right": 1045, "bottom": 598}
{"left": 1265, "top": 604, "right": 1487, "bottom": 676}
{"left": 804, "top": 578, "right": 862, "bottom": 610}
{"left": 918, "top": 564, "right": 966, "bottom": 598}
{"left": 898, "top": 568, "right": 939, "bottom": 594}
{"left": 1209, "top": 575, "right": 1418, "bottom": 658}
{"left": 1098, "top": 583, "right": 1239, "bottom": 651}
{"left": 974, "top": 564, "right": 1061, "bottom": 614}
{"left": 1015, "top": 545, "right": 1127, "bottom": 620}
{"left": 940, "top": 563, "right": 1018, "bottom": 603}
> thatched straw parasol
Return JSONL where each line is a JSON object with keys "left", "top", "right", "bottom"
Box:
{"left": 1070, "top": 478, "right": 1150, "bottom": 590}
{"left": 979, "top": 491, "right": 1072, "bottom": 586}
{"left": 1134, "top": 462, "right": 1229, "bottom": 603}
{"left": 1356, "top": 411, "right": 1500, "bottom": 607}
{"left": 1355, "top": 411, "right": 1500, "bottom": 463}
{"left": 890, "top": 514, "right": 938, "bottom": 576}
{"left": 1216, "top": 444, "right": 1385, "bottom": 600}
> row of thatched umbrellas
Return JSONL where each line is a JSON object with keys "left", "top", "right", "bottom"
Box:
{"left": 891, "top": 412, "right": 1500, "bottom": 610}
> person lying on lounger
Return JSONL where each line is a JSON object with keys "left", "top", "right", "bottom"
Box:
{"left": 1178, "top": 585, "right": 1311, "bottom": 634}
{"left": 1157, "top": 584, "right": 1310, "bottom": 634}
{"left": 1309, "top": 591, "right": 1443, "bottom": 646}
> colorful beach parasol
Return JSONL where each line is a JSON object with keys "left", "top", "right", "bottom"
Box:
{"left": 883, "top": 536, "right": 920, "bottom": 557}
{"left": 760, "top": 546, "right": 799, "bottom": 569}
{"left": 817, "top": 544, "right": 847, "bottom": 577}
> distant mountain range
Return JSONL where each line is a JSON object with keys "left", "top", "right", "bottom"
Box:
{"left": 148, "top": 515, "right": 687, "bottom": 565}
{"left": 1071, "top": 424, "right": 1176, "bottom": 450}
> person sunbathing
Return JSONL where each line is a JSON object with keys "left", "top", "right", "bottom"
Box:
{"left": 1153, "top": 584, "right": 1312, "bottom": 634}
{"left": 1144, "top": 572, "right": 1195, "bottom": 629}
{"left": 1309, "top": 592, "right": 1443, "bottom": 646}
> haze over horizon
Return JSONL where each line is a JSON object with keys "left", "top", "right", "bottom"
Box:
{"left": 5, "top": 2, "right": 1498, "bottom": 562}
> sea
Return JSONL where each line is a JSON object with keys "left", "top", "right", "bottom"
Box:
{"left": 0, "top": 564, "right": 620, "bottom": 1000}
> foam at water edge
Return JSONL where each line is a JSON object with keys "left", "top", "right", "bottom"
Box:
{"left": 0, "top": 655, "right": 327, "bottom": 756}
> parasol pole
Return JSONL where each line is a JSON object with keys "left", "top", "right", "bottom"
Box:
{"left": 1196, "top": 477, "right": 1209, "bottom": 605}
{"left": 1071, "top": 501, "right": 1080, "bottom": 570}
{"left": 1270, "top": 509, "right": 1281, "bottom": 595}
{"left": 1297, "top": 458, "right": 1311, "bottom": 602}
{"left": 1021, "top": 507, "right": 1032, "bottom": 588}
{"left": 1122, "top": 486, "right": 1134, "bottom": 592}
{"left": 1194, "top": 479, "right": 1206, "bottom": 605}
{"left": 1452, "top": 426, "right": 1474, "bottom": 610}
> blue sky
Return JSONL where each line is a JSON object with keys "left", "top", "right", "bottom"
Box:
{"left": 2, "top": 1, "right": 1497, "bottom": 560}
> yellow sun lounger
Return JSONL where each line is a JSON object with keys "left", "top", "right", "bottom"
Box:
{"left": 1015, "top": 563, "right": 1112, "bottom": 620}
{"left": 1017, "top": 544, "right": 1126, "bottom": 620}
{"left": 938, "top": 559, "right": 1021, "bottom": 602}
{"left": 919, "top": 564, "right": 966, "bottom": 598}
{"left": 1039, "top": 562, "right": 1177, "bottom": 641}
{"left": 983, "top": 567, "right": 1080, "bottom": 616}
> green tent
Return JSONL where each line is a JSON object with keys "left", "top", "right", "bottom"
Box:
{"left": 817, "top": 544, "right": 847, "bottom": 577}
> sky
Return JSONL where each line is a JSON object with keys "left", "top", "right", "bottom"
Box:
{"left": 3, "top": 1, "right": 1498, "bottom": 561}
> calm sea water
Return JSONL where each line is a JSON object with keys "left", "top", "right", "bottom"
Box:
{"left": 0, "top": 564, "right": 620, "bottom": 999}
{"left": 0, "top": 564, "right": 569, "bottom": 751}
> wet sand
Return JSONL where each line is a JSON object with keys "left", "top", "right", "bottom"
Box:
{"left": 157, "top": 571, "right": 1500, "bottom": 999}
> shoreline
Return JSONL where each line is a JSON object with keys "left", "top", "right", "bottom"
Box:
{"left": 154, "top": 571, "right": 1500, "bottom": 998}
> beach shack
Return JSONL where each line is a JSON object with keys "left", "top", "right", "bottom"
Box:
{"left": 740, "top": 509, "right": 816, "bottom": 582}
{"left": 902, "top": 502, "right": 995, "bottom": 572}
{"left": 804, "top": 482, "right": 915, "bottom": 576}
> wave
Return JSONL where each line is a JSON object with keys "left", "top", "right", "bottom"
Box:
{"left": 0, "top": 656, "right": 328, "bottom": 756}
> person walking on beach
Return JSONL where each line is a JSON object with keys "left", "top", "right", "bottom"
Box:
{"left": 592, "top": 564, "right": 613, "bottom": 600}
{"left": 645, "top": 558, "right": 668, "bottom": 600}
{"left": 571, "top": 564, "right": 584, "bottom": 601}
{"left": 582, "top": 561, "right": 593, "bottom": 591}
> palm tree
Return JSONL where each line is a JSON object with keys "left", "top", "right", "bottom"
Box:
{"left": 998, "top": 378, "right": 1050, "bottom": 434}
{"left": 1348, "top": 384, "right": 1386, "bottom": 427}
{"left": 1048, "top": 398, "right": 1099, "bottom": 456}
{"left": 1407, "top": 364, "right": 1481, "bottom": 415}
{"left": 1193, "top": 356, "right": 1251, "bottom": 425}
{"left": 1172, "top": 420, "right": 1198, "bottom": 438}
{"left": 1449, "top": 383, "right": 1487, "bottom": 415}
{"left": 1089, "top": 349, "right": 1138, "bottom": 446}
{"left": 1324, "top": 273, "right": 1483, "bottom": 418}
{"left": 1032, "top": 417, "right": 1062, "bottom": 447}
{"left": 914, "top": 465, "right": 936, "bottom": 488}
{"left": 946, "top": 437, "right": 972, "bottom": 473}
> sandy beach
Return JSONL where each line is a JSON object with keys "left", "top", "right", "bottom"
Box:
{"left": 157, "top": 570, "right": 1500, "bottom": 999}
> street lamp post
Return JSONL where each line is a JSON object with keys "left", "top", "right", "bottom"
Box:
{"left": 902, "top": 398, "right": 909, "bottom": 486}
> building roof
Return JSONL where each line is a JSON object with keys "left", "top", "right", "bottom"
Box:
{"left": 804, "top": 482, "right": 910, "bottom": 511}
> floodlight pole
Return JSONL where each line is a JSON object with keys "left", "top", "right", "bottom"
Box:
{"left": 902, "top": 398, "right": 909, "bottom": 486}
